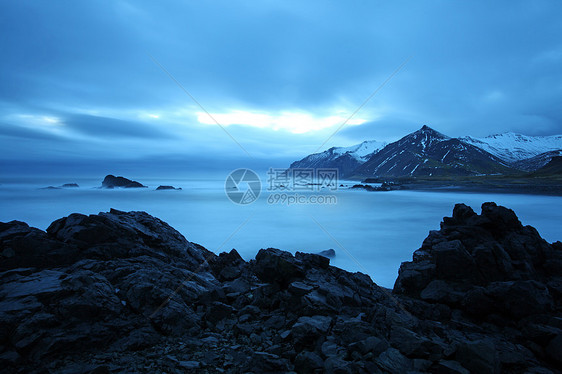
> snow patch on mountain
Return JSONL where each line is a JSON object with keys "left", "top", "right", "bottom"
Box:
{"left": 289, "top": 139, "right": 387, "bottom": 178}
{"left": 460, "top": 132, "right": 562, "bottom": 163}
{"left": 331, "top": 140, "right": 388, "bottom": 161}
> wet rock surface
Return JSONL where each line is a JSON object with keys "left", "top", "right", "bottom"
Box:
{"left": 0, "top": 203, "right": 561, "bottom": 373}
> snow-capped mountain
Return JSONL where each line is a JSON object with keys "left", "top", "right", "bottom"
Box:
{"left": 460, "top": 133, "right": 562, "bottom": 164}
{"left": 290, "top": 126, "right": 561, "bottom": 179}
{"left": 290, "top": 140, "right": 387, "bottom": 178}
{"left": 353, "top": 126, "right": 514, "bottom": 178}
{"left": 340, "top": 140, "right": 389, "bottom": 162}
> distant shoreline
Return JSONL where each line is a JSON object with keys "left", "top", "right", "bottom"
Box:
{"left": 402, "top": 182, "right": 562, "bottom": 196}
{"left": 356, "top": 176, "right": 562, "bottom": 196}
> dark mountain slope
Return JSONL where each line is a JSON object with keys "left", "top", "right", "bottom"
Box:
{"left": 531, "top": 156, "right": 562, "bottom": 176}
{"left": 513, "top": 150, "right": 562, "bottom": 172}
{"left": 290, "top": 140, "right": 386, "bottom": 178}
{"left": 353, "top": 126, "right": 515, "bottom": 178}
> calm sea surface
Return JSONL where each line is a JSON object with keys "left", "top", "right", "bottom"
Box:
{"left": 1, "top": 176, "right": 560, "bottom": 288}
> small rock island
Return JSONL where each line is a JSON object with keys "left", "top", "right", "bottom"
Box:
{"left": 101, "top": 174, "right": 146, "bottom": 188}
{"left": 156, "top": 185, "right": 182, "bottom": 191}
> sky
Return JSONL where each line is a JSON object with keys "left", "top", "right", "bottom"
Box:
{"left": 1, "top": 0, "right": 562, "bottom": 174}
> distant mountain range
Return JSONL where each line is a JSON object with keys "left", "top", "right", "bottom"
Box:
{"left": 291, "top": 126, "right": 562, "bottom": 179}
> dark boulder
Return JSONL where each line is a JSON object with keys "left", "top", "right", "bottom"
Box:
{"left": 294, "top": 351, "right": 324, "bottom": 373}
{"left": 295, "top": 251, "right": 331, "bottom": 269}
{"left": 0, "top": 221, "right": 78, "bottom": 271}
{"left": 253, "top": 248, "right": 305, "bottom": 287}
{"left": 247, "top": 352, "right": 291, "bottom": 373}
{"left": 455, "top": 339, "right": 499, "bottom": 374}
{"left": 46, "top": 208, "right": 211, "bottom": 269}
{"left": 545, "top": 334, "right": 562, "bottom": 364}
{"left": 209, "top": 248, "right": 246, "bottom": 281}
{"left": 375, "top": 348, "right": 412, "bottom": 372}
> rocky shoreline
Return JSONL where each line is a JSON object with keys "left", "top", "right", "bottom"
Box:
{"left": 1, "top": 203, "right": 561, "bottom": 373}
{"left": 369, "top": 177, "right": 562, "bottom": 196}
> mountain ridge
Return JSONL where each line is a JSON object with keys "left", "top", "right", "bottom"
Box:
{"left": 460, "top": 132, "right": 562, "bottom": 163}
{"left": 290, "top": 140, "right": 386, "bottom": 178}
{"left": 352, "top": 126, "right": 514, "bottom": 178}
{"left": 290, "top": 126, "right": 562, "bottom": 179}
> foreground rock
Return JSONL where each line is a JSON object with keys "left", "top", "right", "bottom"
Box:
{"left": 0, "top": 204, "right": 560, "bottom": 373}
{"left": 101, "top": 174, "right": 146, "bottom": 188}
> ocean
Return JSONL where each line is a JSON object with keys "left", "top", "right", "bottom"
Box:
{"left": 1, "top": 175, "right": 560, "bottom": 288}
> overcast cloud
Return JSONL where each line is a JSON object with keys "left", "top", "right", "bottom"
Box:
{"left": 1, "top": 0, "right": 561, "bottom": 168}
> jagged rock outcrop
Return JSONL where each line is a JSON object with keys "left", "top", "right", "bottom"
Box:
{"left": 0, "top": 204, "right": 560, "bottom": 373}
{"left": 394, "top": 203, "right": 561, "bottom": 318}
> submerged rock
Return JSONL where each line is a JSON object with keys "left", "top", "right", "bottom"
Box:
{"left": 317, "top": 248, "right": 336, "bottom": 258}
{"left": 350, "top": 183, "right": 377, "bottom": 191}
{"left": 40, "top": 183, "right": 80, "bottom": 190}
{"left": 0, "top": 203, "right": 560, "bottom": 373}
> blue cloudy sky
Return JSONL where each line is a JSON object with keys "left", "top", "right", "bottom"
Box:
{"left": 1, "top": 1, "right": 561, "bottom": 172}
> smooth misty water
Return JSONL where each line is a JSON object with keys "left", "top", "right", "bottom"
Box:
{"left": 1, "top": 176, "right": 561, "bottom": 288}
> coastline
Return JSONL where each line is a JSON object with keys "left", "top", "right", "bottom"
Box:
{"left": 357, "top": 176, "right": 562, "bottom": 196}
